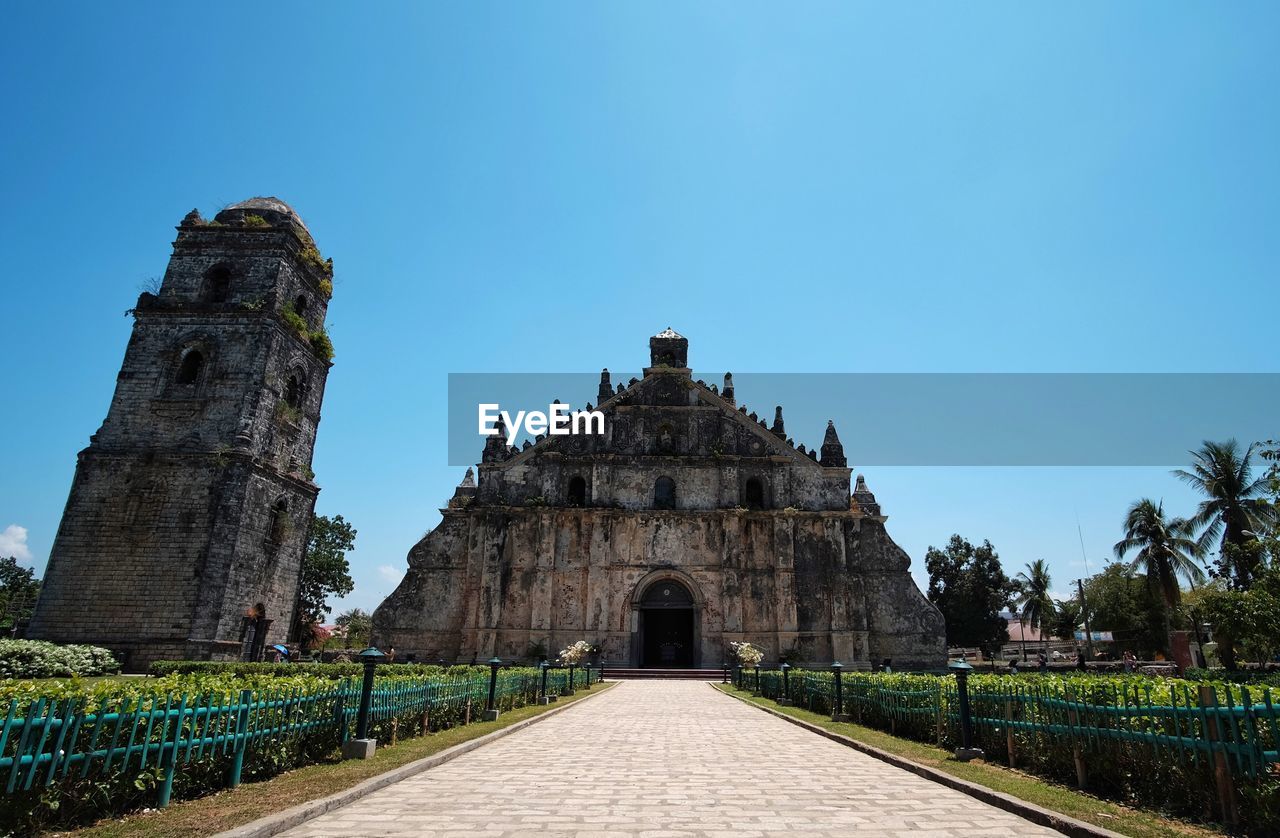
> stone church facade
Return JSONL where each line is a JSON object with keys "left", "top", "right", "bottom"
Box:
{"left": 373, "top": 329, "right": 945, "bottom": 669}
{"left": 28, "top": 198, "right": 334, "bottom": 671}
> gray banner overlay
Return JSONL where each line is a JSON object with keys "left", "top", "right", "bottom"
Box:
{"left": 447, "top": 373, "right": 1277, "bottom": 467}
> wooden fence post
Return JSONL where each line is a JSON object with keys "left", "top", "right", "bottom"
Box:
{"left": 1198, "top": 684, "right": 1239, "bottom": 827}
{"left": 421, "top": 708, "right": 430, "bottom": 735}
{"left": 464, "top": 698, "right": 471, "bottom": 726}
{"left": 390, "top": 717, "right": 399, "bottom": 747}
{"left": 1063, "top": 686, "right": 1087, "bottom": 788}
{"left": 1004, "top": 698, "right": 1016, "bottom": 768}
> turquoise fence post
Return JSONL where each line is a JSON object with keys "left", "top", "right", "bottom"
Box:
{"left": 228, "top": 689, "right": 252, "bottom": 789}
{"left": 156, "top": 694, "right": 187, "bottom": 808}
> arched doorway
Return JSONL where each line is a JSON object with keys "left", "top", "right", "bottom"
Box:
{"left": 636, "top": 578, "right": 698, "bottom": 668}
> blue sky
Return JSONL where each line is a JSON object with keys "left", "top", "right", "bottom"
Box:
{"left": 1, "top": 4, "right": 1276, "bottom": 615}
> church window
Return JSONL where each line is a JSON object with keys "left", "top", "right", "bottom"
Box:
{"left": 175, "top": 350, "right": 204, "bottom": 386}
{"left": 745, "top": 477, "right": 765, "bottom": 510}
{"left": 285, "top": 369, "right": 306, "bottom": 409}
{"left": 567, "top": 475, "right": 587, "bottom": 507}
{"left": 203, "top": 265, "right": 232, "bottom": 303}
{"left": 654, "top": 476, "right": 676, "bottom": 510}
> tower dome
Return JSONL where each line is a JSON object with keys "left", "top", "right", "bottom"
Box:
{"left": 214, "top": 196, "right": 312, "bottom": 235}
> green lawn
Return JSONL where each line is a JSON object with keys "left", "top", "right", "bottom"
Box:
{"left": 715, "top": 684, "right": 1222, "bottom": 838}
{"left": 54, "top": 683, "right": 615, "bottom": 838}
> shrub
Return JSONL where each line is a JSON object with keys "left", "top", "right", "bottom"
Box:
{"left": 309, "top": 328, "right": 334, "bottom": 362}
{"left": 241, "top": 213, "right": 270, "bottom": 228}
{"left": 0, "top": 639, "right": 119, "bottom": 679}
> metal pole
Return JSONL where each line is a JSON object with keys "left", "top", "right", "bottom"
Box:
{"left": 1077, "top": 578, "right": 1095, "bottom": 662}
{"left": 832, "top": 661, "right": 844, "bottom": 720}
{"left": 355, "top": 658, "right": 377, "bottom": 740}
{"left": 583, "top": 662, "right": 592, "bottom": 688}
{"left": 722, "top": 660, "right": 729, "bottom": 684}
{"left": 780, "top": 662, "right": 792, "bottom": 705}
{"left": 568, "top": 663, "right": 577, "bottom": 693}
{"left": 754, "top": 664, "right": 761, "bottom": 695}
{"left": 540, "top": 661, "right": 549, "bottom": 700}
{"left": 485, "top": 657, "right": 501, "bottom": 712}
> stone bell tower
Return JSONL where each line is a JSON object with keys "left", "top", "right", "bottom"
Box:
{"left": 28, "top": 198, "right": 335, "bottom": 670}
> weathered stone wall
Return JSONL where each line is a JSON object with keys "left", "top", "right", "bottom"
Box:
{"left": 376, "top": 333, "right": 944, "bottom": 670}
{"left": 28, "top": 199, "right": 331, "bottom": 671}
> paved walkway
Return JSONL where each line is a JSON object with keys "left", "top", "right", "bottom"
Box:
{"left": 281, "top": 681, "right": 1061, "bottom": 837}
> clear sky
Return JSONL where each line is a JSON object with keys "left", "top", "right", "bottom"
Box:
{"left": 2, "top": 4, "right": 1276, "bottom": 616}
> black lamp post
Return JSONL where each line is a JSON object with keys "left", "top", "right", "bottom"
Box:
{"left": 721, "top": 660, "right": 729, "bottom": 684}
{"left": 483, "top": 657, "right": 502, "bottom": 721}
{"left": 779, "top": 662, "right": 793, "bottom": 706}
{"left": 539, "top": 660, "right": 553, "bottom": 704}
{"left": 598, "top": 658, "right": 606, "bottom": 683}
{"left": 341, "top": 646, "right": 385, "bottom": 760}
{"left": 583, "top": 661, "right": 592, "bottom": 689}
{"left": 753, "top": 664, "right": 761, "bottom": 695}
{"left": 949, "top": 658, "right": 982, "bottom": 762}
{"left": 736, "top": 664, "right": 744, "bottom": 689}
{"left": 567, "top": 662, "right": 577, "bottom": 695}
{"left": 831, "top": 661, "right": 849, "bottom": 721}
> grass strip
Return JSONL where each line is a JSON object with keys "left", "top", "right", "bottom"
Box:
{"left": 714, "top": 684, "right": 1221, "bottom": 838}
{"left": 58, "top": 683, "right": 615, "bottom": 838}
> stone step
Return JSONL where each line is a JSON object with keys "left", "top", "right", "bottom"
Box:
{"left": 602, "top": 667, "right": 729, "bottom": 680}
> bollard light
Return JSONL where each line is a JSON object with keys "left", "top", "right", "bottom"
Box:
{"left": 736, "top": 664, "right": 744, "bottom": 689}
{"left": 539, "top": 660, "right": 550, "bottom": 703}
{"left": 483, "top": 657, "right": 502, "bottom": 721}
{"left": 754, "top": 664, "right": 761, "bottom": 695}
{"left": 342, "top": 646, "right": 385, "bottom": 759}
{"left": 779, "top": 662, "right": 793, "bottom": 706}
{"left": 949, "top": 658, "right": 982, "bottom": 762}
{"left": 583, "top": 661, "right": 592, "bottom": 689}
{"left": 568, "top": 662, "right": 577, "bottom": 694}
{"left": 831, "top": 661, "right": 848, "bottom": 721}
{"left": 721, "top": 660, "right": 729, "bottom": 684}
{"left": 598, "top": 659, "right": 606, "bottom": 683}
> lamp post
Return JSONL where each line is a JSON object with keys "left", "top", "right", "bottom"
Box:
{"left": 566, "top": 662, "right": 577, "bottom": 695}
{"left": 736, "top": 664, "right": 744, "bottom": 689}
{"left": 482, "top": 657, "right": 503, "bottom": 721}
{"left": 583, "top": 661, "right": 592, "bottom": 689}
{"left": 341, "top": 646, "right": 385, "bottom": 760}
{"left": 598, "top": 659, "right": 607, "bottom": 683}
{"left": 778, "top": 662, "right": 793, "bottom": 706}
{"left": 753, "top": 664, "right": 761, "bottom": 695}
{"left": 949, "top": 658, "right": 982, "bottom": 762}
{"left": 539, "top": 660, "right": 552, "bottom": 704}
{"left": 721, "top": 659, "right": 729, "bottom": 684}
{"left": 831, "top": 661, "right": 849, "bottom": 722}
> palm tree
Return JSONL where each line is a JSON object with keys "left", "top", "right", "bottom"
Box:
{"left": 1014, "top": 560, "right": 1054, "bottom": 661}
{"left": 1173, "top": 440, "right": 1275, "bottom": 588}
{"left": 1113, "top": 498, "right": 1206, "bottom": 656}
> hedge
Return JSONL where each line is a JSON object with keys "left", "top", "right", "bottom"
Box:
{"left": 0, "top": 639, "right": 119, "bottom": 679}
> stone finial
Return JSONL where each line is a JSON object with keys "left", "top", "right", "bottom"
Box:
{"left": 481, "top": 415, "right": 508, "bottom": 462}
{"left": 598, "top": 368, "right": 612, "bottom": 404}
{"left": 617, "top": 382, "right": 625, "bottom": 394}
{"left": 772, "top": 406, "right": 785, "bottom": 437}
{"left": 459, "top": 467, "right": 476, "bottom": 488}
{"left": 748, "top": 411, "right": 758, "bottom": 422}
{"left": 852, "top": 472, "right": 881, "bottom": 515}
{"left": 820, "top": 419, "right": 847, "bottom": 468}
{"left": 722, "top": 372, "right": 735, "bottom": 405}
{"left": 181, "top": 208, "right": 204, "bottom": 226}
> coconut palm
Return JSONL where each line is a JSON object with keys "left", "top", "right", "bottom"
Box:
{"left": 1173, "top": 440, "right": 1275, "bottom": 587}
{"left": 1013, "top": 559, "right": 1054, "bottom": 661}
{"left": 1113, "top": 498, "right": 1206, "bottom": 655}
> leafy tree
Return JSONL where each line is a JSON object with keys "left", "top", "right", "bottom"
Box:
{"left": 1112, "top": 498, "right": 1205, "bottom": 655}
{"left": 1013, "top": 559, "right": 1054, "bottom": 660}
{"left": 925, "top": 535, "right": 1017, "bottom": 656}
{"left": 1082, "top": 563, "right": 1168, "bottom": 657}
{"left": 334, "top": 607, "right": 372, "bottom": 649}
{"left": 1194, "top": 567, "right": 1280, "bottom": 666}
{"left": 0, "top": 557, "right": 41, "bottom": 633}
{"left": 1048, "top": 597, "right": 1082, "bottom": 643}
{"left": 1174, "top": 440, "right": 1275, "bottom": 587}
{"left": 292, "top": 514, "right": 356, "bottom": 646}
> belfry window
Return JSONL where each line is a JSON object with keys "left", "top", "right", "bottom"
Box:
{"left": 654, "top": 476, "right": 676, "bottom": 510}
{"left": 295, "top": 294, "right": 308, "bottom": 316}
{"left": 267, "top": 499, "right": 288, "bottom": 546}
{"left": 567, "top": 475, "right": 587, "bottom": 507}
{"left": 204, "top": 266, "right": 232, "bottom": 303}
{"left": 175, "top": 350, "right": 204, "bottom": 386}
{"left": 745, "top": 477, "right": 765, "bottom": 510}
{"left": 284, "top": 370, "right": 306, "bottom": 409}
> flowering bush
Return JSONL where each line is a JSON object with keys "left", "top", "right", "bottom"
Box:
{"left": 0, "top": 639, "right": 119, "bottom": 679}
{"left": 559, "top": 640, "right": 592, "bottom": 664}
{"left": 729, "top": 641, "right": 763, "bottom": 667}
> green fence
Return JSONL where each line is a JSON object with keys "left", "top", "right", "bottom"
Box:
{"left": 741, "top": 667, "right": 1280, "bottom": 829}
{"left": 0, "top": 665, "right": 599, "bottom": 814}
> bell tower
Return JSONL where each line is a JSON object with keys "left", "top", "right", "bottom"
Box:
{"left": 28, "top": 198, "right": 336, "bottom": 669}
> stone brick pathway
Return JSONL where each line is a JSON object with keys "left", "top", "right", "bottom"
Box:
{"left": 280, "top": 681, "right": 1062, "bottom": 837}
